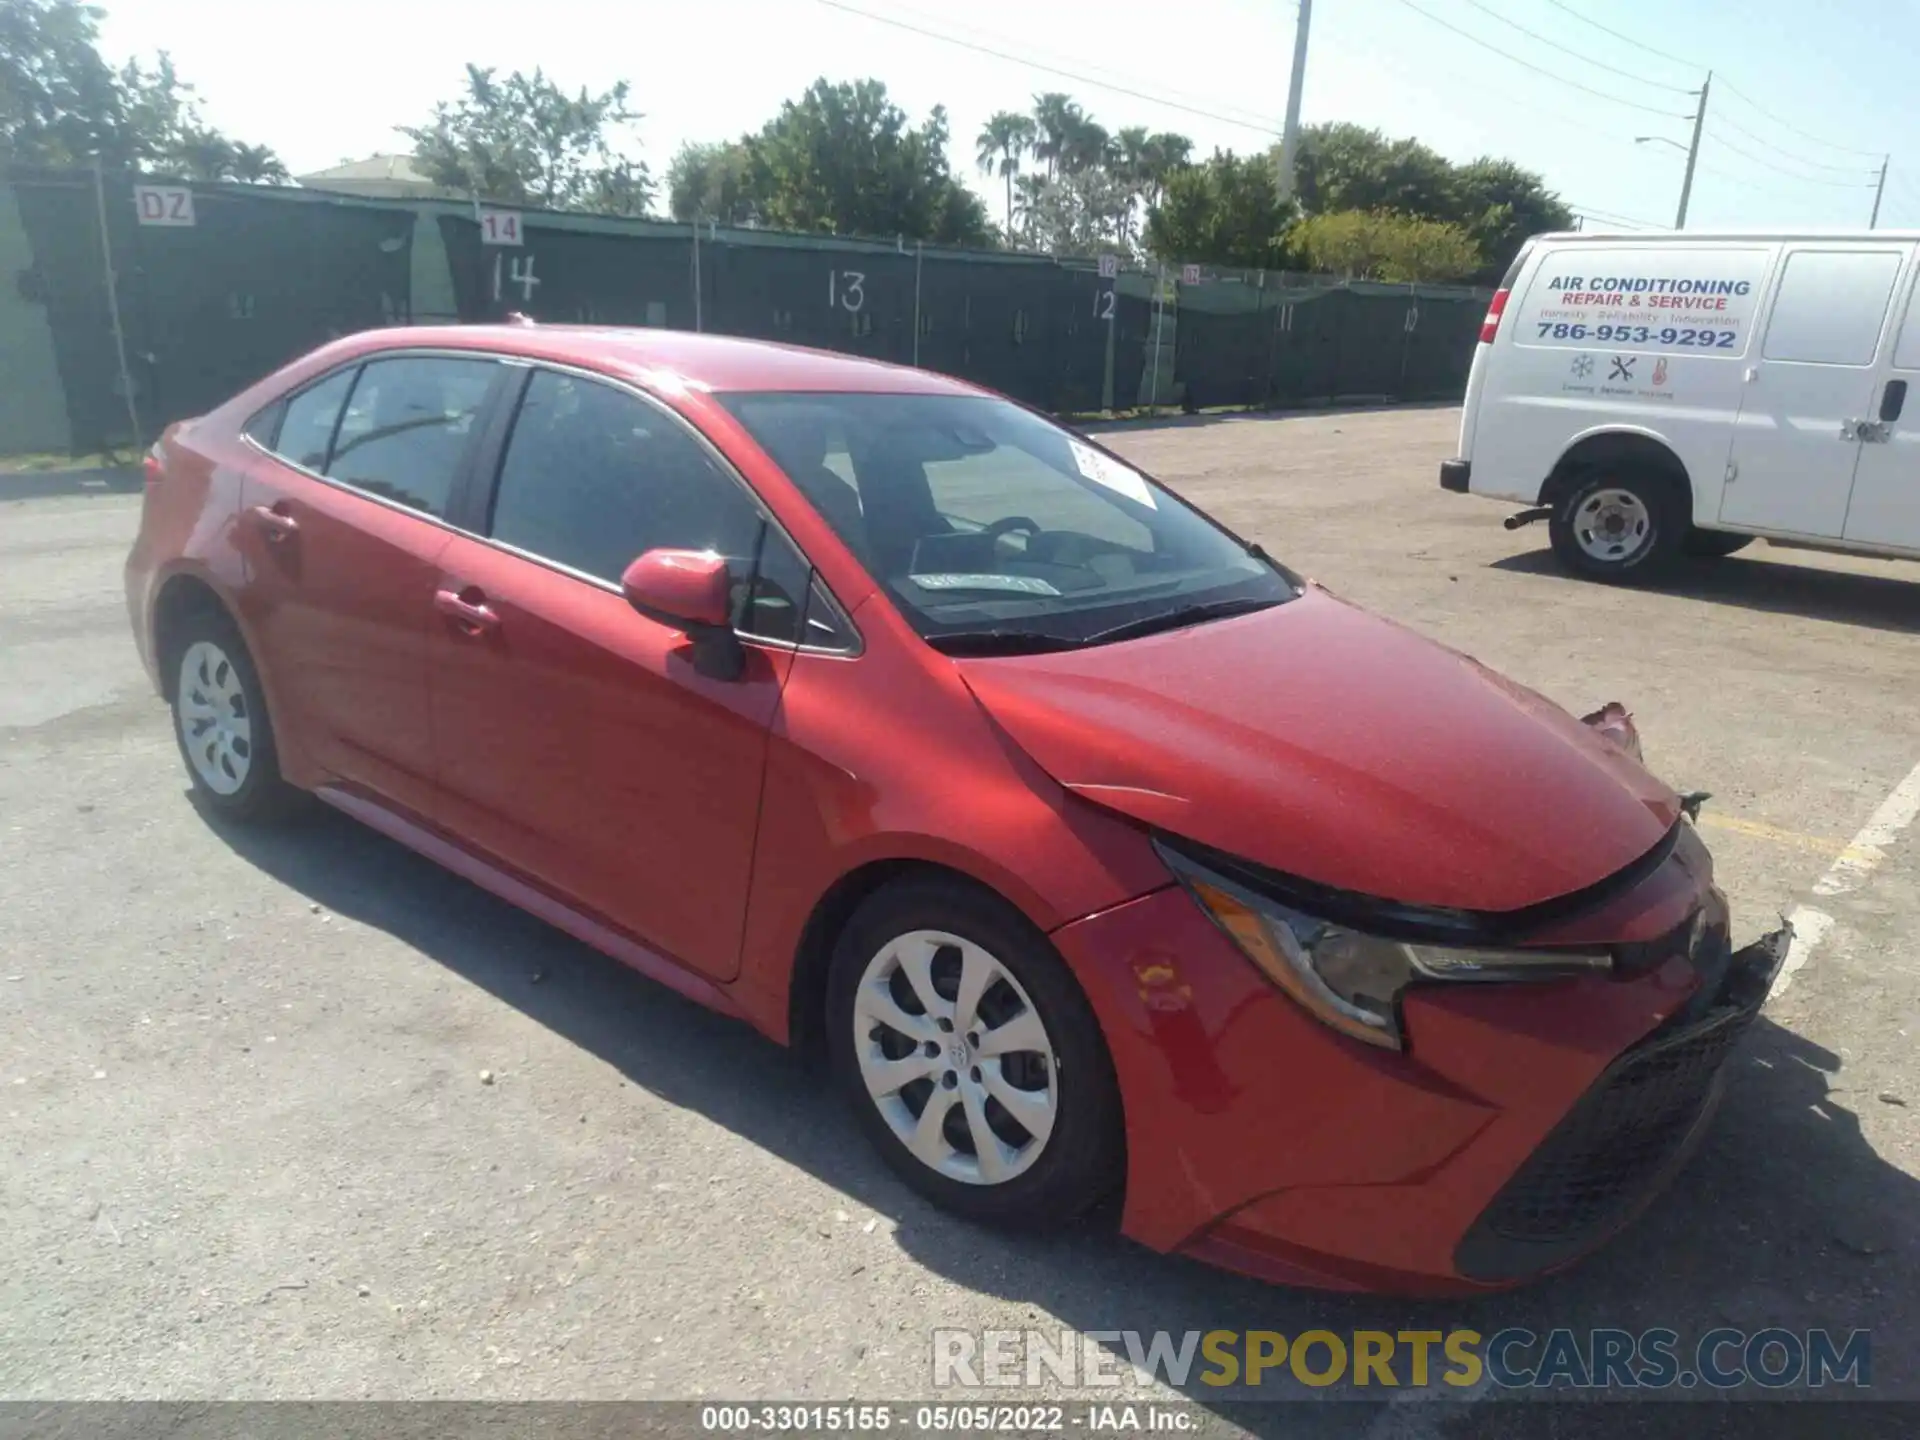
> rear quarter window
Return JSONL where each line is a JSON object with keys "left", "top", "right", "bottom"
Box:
{"left": 1513, "top": 246, "right": 1774, "bottom": 360}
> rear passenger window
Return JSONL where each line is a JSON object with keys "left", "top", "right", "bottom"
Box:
{"left": 272, "top": 370, "right": 356, "bottom": 471}
{"left": 327, "top": 357, "right": 497, "bottom": 517}
{"left": 1763, "top": 251, "right": 1904, "bottom": 366}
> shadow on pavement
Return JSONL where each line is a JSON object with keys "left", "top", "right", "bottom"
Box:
{"left": 203, "top": 801, "right": 1917, "bottom": 1431}
{"left": 1492, "top": 545, "right": 1920, "bottom": 635}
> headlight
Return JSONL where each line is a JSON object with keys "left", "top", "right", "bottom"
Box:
{"left": 1160, "top": 844, "right": 1612, "bottom": 1051}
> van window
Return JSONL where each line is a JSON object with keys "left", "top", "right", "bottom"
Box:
{"left": 1762, "top": 251, "right": 1904, "bottom": 367}
{"left": 1893, "top": 279, "right": 1920, "bottom": 371}
{"left": 1514, "top": 246, "right": 1771, "bottom": 356}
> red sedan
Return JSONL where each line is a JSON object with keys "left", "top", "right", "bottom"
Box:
{"left": 125, "top": 325, "right": 1788, "bottom": 1294}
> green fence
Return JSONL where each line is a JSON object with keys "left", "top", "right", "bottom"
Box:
{"left": 0, "top": 167, "right": 1491, "bottom": 456}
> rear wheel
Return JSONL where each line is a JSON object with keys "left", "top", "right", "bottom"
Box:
{"left": 167, "top": 611, "right": 298, "bottom": 821}
{"left": 827, "top": 877, "right": 1123, "bottom": 1227}
{"left": 1548, "top": 469, "right": 1685, "bottom": 583}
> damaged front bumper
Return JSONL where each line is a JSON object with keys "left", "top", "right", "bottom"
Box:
{"left": 1453, "top": 920, "right": 1793, "bottom": 1283}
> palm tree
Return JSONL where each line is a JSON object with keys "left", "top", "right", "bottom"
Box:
{"left": 1142, "top": 132, "right": 1194, "bottom": 210}
{"left": 1059, "top": 118, "right": 1110, "bottom": 178}
{"left": 1030, "top": 92, "right": 1083, "bottom": 180}
{"left": 1111, "top": 126, "right": 1152, "bottom": 244}
{"left": 975, "top": 112, "right": 1036, "bottom": 236}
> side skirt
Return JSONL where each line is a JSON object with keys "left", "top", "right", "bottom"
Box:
{"left": 314, "top": 784, "right": 747, "bottom": 1022}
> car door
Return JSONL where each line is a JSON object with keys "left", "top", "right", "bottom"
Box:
{"left": 427, "top": 367, "right": 816, "bottom": 984}
{"left": 1718, "top": 245, "right": 1910, "bottom": 538}
{"left": 234, "top": 353, "right": 506, "bottom": 817}
{"left": 1843, "top": 258, "right": 1920, "bottom": 553}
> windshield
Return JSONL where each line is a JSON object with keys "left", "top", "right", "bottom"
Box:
{"left": 719, "top": 392, "right": 1298, "bottom": 649}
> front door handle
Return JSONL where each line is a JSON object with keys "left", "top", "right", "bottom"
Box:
{"left": 435, "top": 586, "right": 500, "bottom": 635}
{"left": 247, "top": 504, "right": 299, "bottom": 541}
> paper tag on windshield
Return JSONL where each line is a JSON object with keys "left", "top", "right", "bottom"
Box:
{"left": 1068, "top": 438, "right": 1156, "bottom": 510}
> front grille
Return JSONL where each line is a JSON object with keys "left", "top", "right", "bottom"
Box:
{"left": 1486, "top": 1006, "right": 1750, "bottom": 1243}
{"left": 1454, "top": 1001, "right": 1758, "bottom": 1281}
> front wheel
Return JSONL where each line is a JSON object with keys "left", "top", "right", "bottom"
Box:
{"left": 827, "top": 877, "right": 1123, "bottom": 1227}
{"left": 1548, "top": 470, "right": 1684, "bottom": 583}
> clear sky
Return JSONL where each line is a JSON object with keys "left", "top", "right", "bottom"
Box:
{"left": 95, "top": 0, "right": 1920, "bottom": 233}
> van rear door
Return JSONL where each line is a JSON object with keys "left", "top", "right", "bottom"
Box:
{"left": 1718, "top": 244, "right": 1913, "bottom": 539}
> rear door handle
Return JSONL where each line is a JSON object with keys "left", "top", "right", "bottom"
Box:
{"left": 247, "top": 504, "right": 299, "bottom": 541}
{"left": 1881, "top": 377, "right": 1908, "bottom": 423}
{"left": 435, "top": 586, "right": 500, "bottom": 635}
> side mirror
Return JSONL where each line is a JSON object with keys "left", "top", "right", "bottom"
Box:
{"left": 620, "top": 549, "right": 744, "bottom": 681}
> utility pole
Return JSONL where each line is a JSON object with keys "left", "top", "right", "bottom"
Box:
{"left": 1675, "top": 70, "right": 1710, "bottom": 229}
{"left": 1871, "top": 156, "right": 1889, "bottom": 228}
{"left": 1277, "top": 0, "right": 1312, "bottom": 202}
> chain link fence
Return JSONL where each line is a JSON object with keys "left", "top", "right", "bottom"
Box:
{"left": 0, "top": 167, "right": 1491, "bottom": 456}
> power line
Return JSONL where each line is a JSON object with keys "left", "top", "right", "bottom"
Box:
{"left": 1567, "top": 201, "right": 1663, "bottom": 229}
{"left": 1537, "top": 0, "right": 1884, "bottom": 161}
{"left": 1455, "top": 0, "right": 1692, "bottom": 93}
{"left": 810, "top": 0, "right": 1282, "bottom": 137}
{"left": 1342, "top": 32, "right": 1646, "bottom": 149}
{"left": 1382, "top": 0, "right": 1690, "bottom": 118}
{"left": 1705, "top": 127, "right": 1881, "bottom": 189}
{"left": 1534, "top": 0, "right": 1698, "bottom": 71}
{"left": 846, "top": 0, "right": 1285, "bottom": 135}
{"left": 1714, "top": 76, "right": 1885, "bottom": 157}
{"left": 1708, "top": 108, "right": 1885, "bottom": 175}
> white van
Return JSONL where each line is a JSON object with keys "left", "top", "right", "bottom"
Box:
{"left": 1441, "top": 229, "right": 1920, "bottom": 580}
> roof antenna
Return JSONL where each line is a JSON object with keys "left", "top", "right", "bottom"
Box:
{"left": 505, "top": 311, "right": 536, "bottom": 327}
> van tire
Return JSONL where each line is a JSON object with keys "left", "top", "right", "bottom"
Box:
{"left": 1548, "top": 469, "right": 1685, "bottom": 583}
{"left": 1682, "top": 529, "right": 1754, "bottom": 559}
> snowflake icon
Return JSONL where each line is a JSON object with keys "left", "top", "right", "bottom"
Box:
{"left": 1570, "top": 354, "right": 1595, "bottom": 379}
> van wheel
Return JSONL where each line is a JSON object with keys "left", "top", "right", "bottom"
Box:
{"left": 1682, "top": 529, "right": 1754, "bottom": 559}
{"left": 1548, "top": 471, "right": 1683, "bottom": 582}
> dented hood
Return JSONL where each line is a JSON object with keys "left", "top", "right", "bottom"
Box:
{"left": 957, "top": 588, "right": 1680, "bottom": 913}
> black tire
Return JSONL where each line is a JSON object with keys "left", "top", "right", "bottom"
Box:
{"left": 1682, "top": 528, "right": 1754, "bottom": 559}
{"left": 165, "top": 607, "right": 300, "bottom": 822}
{"left": 1548, "top": 467, "right": 1686, "bottom": 583}
{"left": 826, "top": 876, "right": 1124, "bottom": 1228}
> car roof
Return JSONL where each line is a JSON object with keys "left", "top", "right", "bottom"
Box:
{"left": 330, "top": 325, "right": 992, "bottom": 398}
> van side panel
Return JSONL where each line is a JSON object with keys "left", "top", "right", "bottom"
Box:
{"left": 1467, "top": 240, "right": 1781, "bottom": 522}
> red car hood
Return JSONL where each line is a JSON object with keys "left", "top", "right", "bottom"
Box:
{"left": 957, "top": 588, "right": 1680, "bottom": 912}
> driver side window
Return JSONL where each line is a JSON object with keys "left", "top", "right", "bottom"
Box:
{"left": 488, "top": 370, "right": 808, "bottom": 642}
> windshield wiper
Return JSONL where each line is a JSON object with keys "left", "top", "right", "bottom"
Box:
{"left": 1080, "top": 596, "right": 1283, "bottom": 647}
{"left": 924, "top": 628, "right": 1086, "bottom": 655}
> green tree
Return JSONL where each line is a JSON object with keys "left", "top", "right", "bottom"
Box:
{"left": 1450, "top": 156, "right": 1572, "bottom": 282}
{"left": 735, "top": 78, "right": 989, "bottom": 244}
{"left": 1290, "top": 209, "right": 1482, "bottom": 282}
{"left": 403, "top": 64, "right": 653, "bottom": 214}
{"left": 1029, "top": 92, "right": 1084, "bottom": 179}
{"left": 975, "top": 110, "right": 1035, "bottom": 236}
{"left": 666, "top": 140, "right": 756, "bottom": 224}
{"left": 1289, "top": 122, "right": 1456, "bottom": 217}
{"left": 1144, "top": 150, "right": 1295, "bottom": 270}
{"left": 1, "top": 1, "right": 287, "bottom": 178}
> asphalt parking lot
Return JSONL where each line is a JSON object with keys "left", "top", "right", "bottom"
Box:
{"left": 3, "top": 406, "right": 1917, "bottom": 1432}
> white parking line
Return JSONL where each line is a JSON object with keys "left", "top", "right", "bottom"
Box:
{"left": 1769, "top": 759, "right": 1920, "bottom": 1002}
